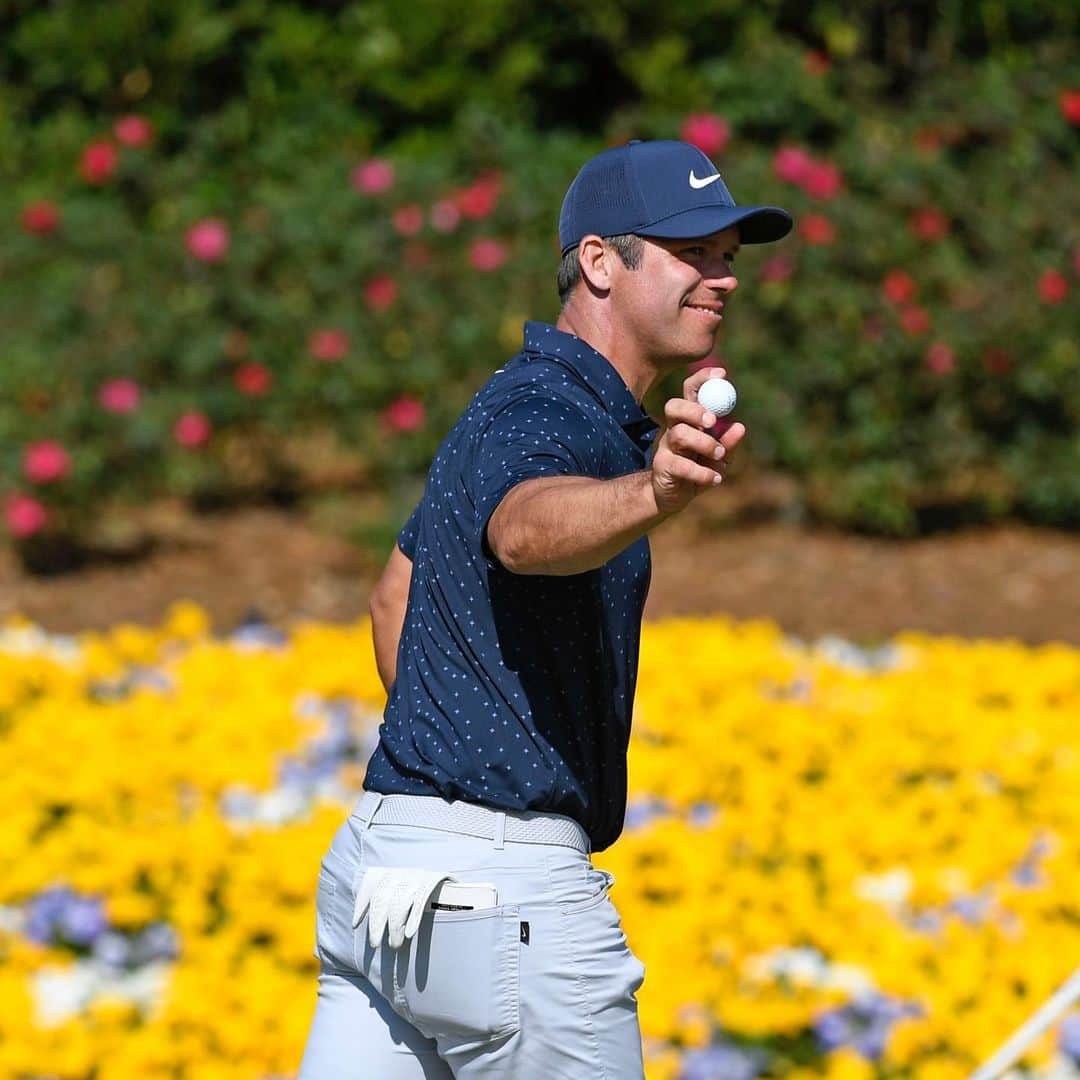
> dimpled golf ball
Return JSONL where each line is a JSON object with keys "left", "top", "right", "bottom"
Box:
{"left": 698, "top": 377, "right": 737, "bottom": 417}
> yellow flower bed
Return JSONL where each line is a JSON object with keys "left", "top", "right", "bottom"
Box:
{"left": 0, "top": 604, "right": 1077, "bottom": 1079}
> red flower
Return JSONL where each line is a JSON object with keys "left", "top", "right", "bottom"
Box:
{"left": 1059, "top": 89, "right": 1080, "bottom": 126}
{"left": 364, "top": 275, "right": 399, "bottom": 311}
{"left": 982, "top": 348, "right": 1012, "bottom": 375}
{"left": 914, "top": 128, "right": 943, "bottom": 154}
{"left": 803, "top": 50, "right": 830, "bottom": 76}
{"left": 882, "top": 270, "right": 917, "bottom": 305}
{"left": 924, "top": 341, "right": 956, "bottom": 374}
{"left": 98, "top": 379, "right": 141, "bottom": 414}
{"left": 910, "top": 208, "right": 949, "bottom": 241}
{"left": 23, "top": 441, "right": 71, "bottom": 484}
{"left": 798, "top": 214, "right": 835, "bottom": 245}
{"left": 113, "top": 114, "right": 153, "bottom": 147}
{"left": 899, "top": 305, "right": 931, "bottom": 336}
{"left": 430, "top": 199, "right": 461, "bottom": 233}
{"left": 381, "top": 395, "right": 425, "bottom": 434}
{"left": 185, "top": 218, "right": 229, "bottom": 262}
{"left": 760, "top": 256, "right": 794, "bottom": 284}
{"left": 79, "top": 140, "right": 118, "bottom": 185}
{"left": 20, "top": 200, "right": 61, "bottom": 235}
{"left": 4, "top": 493, "right": 48, "bottom": 538}
{"left": 468, "top": 238, "right": 509, "bottom": 271}
{"left": 392, "top": 204, "right": 425, "bottom": 236}
{"left": 679, "top": 114, "right": 730, "bottom": 157}
{"left": 773, "top": 145, "right": 813, "bottom": 185}
{"left": 234, "top": 362, "right": 272, "bottom": 396}
{"left": 351, "top": 158, "right": 394, "bottom": 194}
{"left": 801, "top": 161, "right": 842, "bottom": 201}
{"left": 174, "top": 412, "right": 212, "bottom": 448}
{"left": 456, "top": 173, "right": 502, "bottom": 220}
{"left": 309, "top": 329, "right": 349, "bottom": 361}
{"left": 1038, "top": 269, "right": 1069, "bottom": 305}
{"left": 405, "top": 241, "right": 432, "bottom": 268}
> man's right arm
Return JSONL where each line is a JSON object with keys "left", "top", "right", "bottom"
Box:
{"left": 487, "top": 375, "right": 746, "bottom": 577}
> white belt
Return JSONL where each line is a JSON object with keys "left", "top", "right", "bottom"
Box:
{"left": 355, "top": 791, "right": 589, "bottom": 853}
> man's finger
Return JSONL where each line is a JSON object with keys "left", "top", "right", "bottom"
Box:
{"left": 683, "top": 365, "right": 728, "bottom": 402}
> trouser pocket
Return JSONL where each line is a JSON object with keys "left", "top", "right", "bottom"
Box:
{"left": 390, "top": 905, "right": 521, "bottom": 1042}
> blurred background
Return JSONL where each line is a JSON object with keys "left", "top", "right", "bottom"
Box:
{"left": 1, "top": 2, "right": 1078, "bottom": 1078}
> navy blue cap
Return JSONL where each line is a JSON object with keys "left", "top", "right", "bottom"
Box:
{"left": 558, "top": 139, "right": 793, "bottom": 255}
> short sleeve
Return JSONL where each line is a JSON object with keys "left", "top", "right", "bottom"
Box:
{"left": 396, "top": 502, "right": 422, "bottom": 560}
{"left": 472, "top": 390, "right": 601, "bottom": 557}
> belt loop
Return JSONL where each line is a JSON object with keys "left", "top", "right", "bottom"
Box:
{"left": 359, "top": 792, "right": 384, "bottom": 831}
{"left": 493, "top": 811, "right": 506, "bottom": 850}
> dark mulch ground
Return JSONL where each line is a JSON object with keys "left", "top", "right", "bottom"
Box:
{"left": 1, "top": 477, "right": 1077, "bottom": 646}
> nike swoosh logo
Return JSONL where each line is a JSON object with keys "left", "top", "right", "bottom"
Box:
{"left": 689, "top": 170, "right": 722, "bottom": 189}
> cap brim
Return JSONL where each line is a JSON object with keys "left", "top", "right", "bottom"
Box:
{"left": 636, "top": 204, "right": 793, "bottom": 245}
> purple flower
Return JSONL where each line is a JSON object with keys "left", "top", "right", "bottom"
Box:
{"left": 1061, "top": 1013, "right": 1080, "bottom": 1063}
{"left": 688, "top": 802, "right": 719, "bottom": 827}
{"left": 59, "top": 895, "right": 108, "bottom": 946}
{"left": 25, "top": 886, "right": 76, "bottom": 943}
{"left": 947, "top": 894, "right": 991, "bottom": 925}
{"left": 814, "top": 1008, "right": 853, "bottom": 1052}
{"left": 93, "top": 931, "right": 133, "bottom": 968}
{"left": 132, "top": 922, "right": 180, "bottom": 964}
{"left": 679, "top": 1042, "right": 765, "bottom": 1080}
{"left": 814, "top": 994, "right": 921, "bottom": 1061}
{"left": 624, "top": 798, "right": 672, "bottom": 830}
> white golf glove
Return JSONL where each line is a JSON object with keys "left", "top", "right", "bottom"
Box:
{"left": 353, "top": 868, "right": 455, "bottom": 949}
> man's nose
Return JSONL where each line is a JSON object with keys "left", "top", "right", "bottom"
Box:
{"left": 703, "top": 264, "right": 738, "bottom": 293}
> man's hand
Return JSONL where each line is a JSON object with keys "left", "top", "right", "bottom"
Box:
{"left": 650, "top": 366, "right": 747, "bottom": 516}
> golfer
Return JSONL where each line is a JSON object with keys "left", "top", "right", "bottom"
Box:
{"left": 299, "top": 139, "right": 792, "bottom": 1078}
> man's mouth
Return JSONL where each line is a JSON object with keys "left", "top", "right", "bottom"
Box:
{"left": 685, "top": 302, "right": 724, "bottom": 320}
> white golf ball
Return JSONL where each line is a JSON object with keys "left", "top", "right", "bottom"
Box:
{"left": 698, "top": 377, "right": 737, "bottom": 417}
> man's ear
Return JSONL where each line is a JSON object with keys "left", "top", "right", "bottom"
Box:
{"left": 577, "top": 235, "right": 612, "bottom": 293}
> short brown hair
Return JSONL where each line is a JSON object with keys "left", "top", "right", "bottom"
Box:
{"left": 557, "top": 234, "right": 644, "bottom": 306}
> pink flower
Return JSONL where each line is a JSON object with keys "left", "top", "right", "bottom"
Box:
{"left": 23, "top": 441, "right": 71, "bottom": 484}
{"left": 760, "top": 255, "right": 794, "bottom": 283}
{"left": 924, "top": 341, "right": 956, "bottom": 374}
{"left": 98, "top": 378, "right": 141, "bottom": 414}
{"left": 113, "top": 114, "right": 153, "bottom": 147}
{"left": 456, "top": 173, "right": 502, "bottom": 220}
{"left": 1038, "top": 269, "right": 1069, "bottom": 305}
{"left": 234, "top": 362, "right": 272, "bottom": 396}
{"left": 982, "top": 348, "right": 1012, "bottom": 375}
{"left": 4, "top": 494, "right": 48, "bottom": 538}
{"left": 773, "top": 146, "right": 814, "bottom": 185}
{"left": 430, "top": 199, "right": 461, "bottom": 233}
{"left": 364, "top": 275, "right": 399, "bottom": 311}
{"left": 914, "top": 128, "right": 943, "bottom": 154}
{"left": 801, "top": 160, "right": 842, "bottom": 200}
{"left": 679, "top": 114, "right": 730, "bottom": 157}
{"left": 79, "top": 140, "right": 118, "bottom": 184}
{"left": 392, "top": 204, "right": 425, "bottom": 236}
{"left": 798, "top": 214, "right": 835, "bottom": 245}
{"left": 351, "top": 158, "right": 394, "bottom": 194}
{"left": 20, "top": 200, "right": 61, "bottom": 235}
{"left": 803, "top": 50, "right": 830, "bottom": 76}
{"left": 883, "top": 270, "right": 917, "bottom": 304}
{"left": 381, "top": 395, "right": 425, "bottom": 434}
{"left": 309, "top": 329, "right": 349, "bottom": 361}
{"left": 899, "top": 305, "right": 931, "bottom": 336}
{"left": 1060, "top": 89, "right": 1080, "bottom": 126}
{"left": 185, "top": 218, "right": 229, "bottom": 262}
{"left": 910, "top": 208, "right": 949, "bottom": 241}
{"left": 468, "top": 238, "right": 508, "bottom": 271}
{"left": 173, "top": 412, "right": 212, "bottom": 449}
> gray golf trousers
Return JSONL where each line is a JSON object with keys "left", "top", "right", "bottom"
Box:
{"left": 298, "top": 791, "right": 646, "bottom": 1078}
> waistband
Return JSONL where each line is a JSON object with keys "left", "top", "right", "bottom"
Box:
{"left": 354, "top": 791, "right": 590, "bottom": 854}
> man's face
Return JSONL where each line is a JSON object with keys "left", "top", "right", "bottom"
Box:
{"left": 608, "top": 227, "right": 740, "bottom": 367}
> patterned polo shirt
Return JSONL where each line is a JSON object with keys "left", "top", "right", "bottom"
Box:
{"left": 362, "top": 321, "right": 660, "bottom": 851}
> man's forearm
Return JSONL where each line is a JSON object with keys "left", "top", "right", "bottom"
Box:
{"left": 489, "top": 470, "right": 672, "bottom": 576}
{"left": 371, "top": 594, "right": 407, "bottom": 693}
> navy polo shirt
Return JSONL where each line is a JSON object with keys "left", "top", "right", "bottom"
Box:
{"left": 362, "top": 321, "right": 660, "bottom": 851}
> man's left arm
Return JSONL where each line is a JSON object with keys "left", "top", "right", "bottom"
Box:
{"left": 369, "top": 543, "right": 413, "bottom": 693}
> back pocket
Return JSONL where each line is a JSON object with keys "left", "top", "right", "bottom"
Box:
{"left": 394, "top": 906, "right": 521, "bottom": 1042}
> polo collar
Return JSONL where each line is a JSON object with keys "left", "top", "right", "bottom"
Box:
{"left": 521, "top": 322, "right": 660, "bottom": 448}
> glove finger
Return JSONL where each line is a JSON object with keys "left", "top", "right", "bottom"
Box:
{"left": 352, "top": 872, "right": 374, "bottom": 929}
{"left": 368, "top": 879, "right": 392, "bottom": 949}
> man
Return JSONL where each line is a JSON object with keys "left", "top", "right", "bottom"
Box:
{"left": 299, "top": 139, "right": 792, "bottom": 1078}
